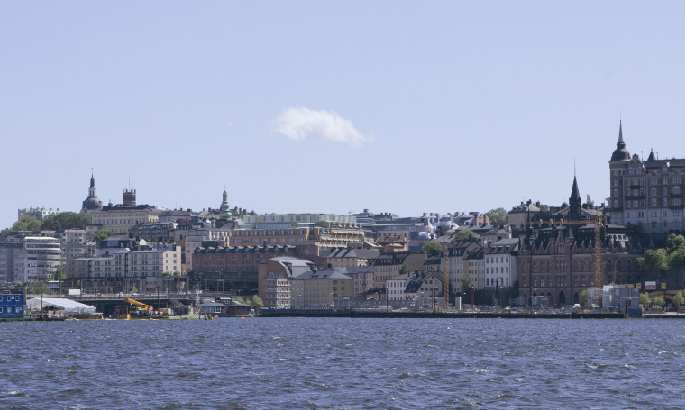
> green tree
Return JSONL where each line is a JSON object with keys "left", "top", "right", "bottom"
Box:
{"left": 639, "top": 292, "right": 651, "bottom": 307}
{"left": 485, "top": 207, "right": 508, "bottom": 226}
{"left": 666, "top": 234, "right": 685, "bottom": 252}
{"left": 579, "top": 289, "right": 588, "bottom": 307}
{"left": 641, "top": 249, "right": 671, "bottom": 275}
{"left": 41, "top": 212, "right": 90, "bottom": 232}
{"left": 423, "top": 240, "right": 443, "bottom": 257}
{"left": 9, "top": 215, "right": 41, "bottom": 233}
{"left": 653, "top": 295, "right": 665, "bottom": 309}
{"left": 672, "top": 291, "right": 685, "bottom": 311}
{"left": 250, "top": 295, "right": 263, "bottom": 307}
{"left": 452, "top": 229, "right": 478, "bottom": 243}
{"left": 95, "top": 228, "right": 110, "bottom": 242}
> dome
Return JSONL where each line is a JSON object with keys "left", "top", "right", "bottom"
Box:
{"left": 611, "top": 147, "right": 631, "bottom": 162}
{"left": 82, "top": 196, "right": 102, "bottom": 211}
{"left": 610, "top": 121, "right": 630, "bottom": 162}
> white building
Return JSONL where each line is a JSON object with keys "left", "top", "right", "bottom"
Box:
{"left": 23, "top": 236, "right": 62, "bottom": 282}
{"left": 386, "top": 275, "right": 409, "bottom": 301}
{"left": 72, "top": 242, "right": 181, "bottom": 279}
{"left": 17, "top": 207, "right": 60, "bottom": 221}
{"left": 483, "top": 238, "right": 519, "bottom": 289}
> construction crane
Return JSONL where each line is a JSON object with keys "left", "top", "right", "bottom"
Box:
{"left": 125, "top": 297, "right": 153, "bottom": 311}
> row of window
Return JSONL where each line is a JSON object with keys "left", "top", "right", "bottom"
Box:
{"left": 0, "top": 306, "right": 23, "bottom": 314}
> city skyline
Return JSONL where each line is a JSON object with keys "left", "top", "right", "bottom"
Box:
{"left": 2, "top": 1, "right": 685, "bottom": 228}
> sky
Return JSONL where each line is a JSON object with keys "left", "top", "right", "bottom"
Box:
{"left": 1, "top": 1, "right": 685, "bottom": 228}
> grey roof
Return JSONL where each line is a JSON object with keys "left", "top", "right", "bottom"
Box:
{"left": 320, "top": 247, "right": 380, "bottom": 260}
{"left": 294, "top": 268, "right": 352, "bottom": 280}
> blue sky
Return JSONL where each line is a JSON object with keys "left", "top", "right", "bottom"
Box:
{"left": 1, "top": 1, "right": 684, "bottom": 228}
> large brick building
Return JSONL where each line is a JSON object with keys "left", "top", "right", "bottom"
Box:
{"left": 191, "top": 244, "right": 299, "bottom": 292}
{"left": 517, "top": 175, "right": 639, "bottom": 306}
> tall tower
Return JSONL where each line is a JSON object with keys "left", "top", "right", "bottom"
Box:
{"left": 123, "top": 189, "right": 136, "bottom": 207}
{"left": 81, "top": 171, "right": 103, "bottom": 212}
{"left": 220, "top": 189, "right": 229, "bottom": 212}
{"left": 569, "top": 175, "right": 582, "bottom": 221}
{"left": 608, "top": 121, "right": 632, "bottom": 225}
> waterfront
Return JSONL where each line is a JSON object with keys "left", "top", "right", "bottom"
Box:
{"left": 1, "top": 318, "right": 684, "bottom": 409}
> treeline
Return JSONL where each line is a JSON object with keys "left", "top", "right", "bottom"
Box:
{"left": 1, "top": 212, "right": 90, "bottom": 235}
{"left": 637, "top": 234, "right": 685, "bottom": 285}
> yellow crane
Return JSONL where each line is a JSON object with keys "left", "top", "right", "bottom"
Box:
{"left": 125, "top": 297, "right": 153, "bottom": 311}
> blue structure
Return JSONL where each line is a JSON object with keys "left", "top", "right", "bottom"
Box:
{"left": 0, "top": 290, "right": 25, "bottom": 319}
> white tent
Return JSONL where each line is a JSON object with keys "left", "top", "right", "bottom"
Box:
{"left": 27, "top": 297, "right": 97, "bottom": 316}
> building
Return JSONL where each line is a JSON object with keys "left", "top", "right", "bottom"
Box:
{"left": 176, "top": 224, "right": 232, "bottom": 272}
{"left": 0, "top": 236, "right": 25, "bottom": 283}
{"left": 518, "top": 176, "right": 638, "bottom": 306}
{"left": 237, "top": 213, "right": 356, "bottom": 229}
{"left": 71, "top": 241, "right": 181, "bottom": 292}
{"left": 319, "top": 247, "right": 380, "bottom": 268}
{"left": 483, "top": 238, "right": 519, "bottom": 289}
{"left": 290, "top": 268, "right": 354, "bottom": 310}
{"left": 192, "top": 244, "right": 299, "bottom": 292}
{"left": 17, "top": 207, "right": 61, "bottom": 222}
{"left": 258, "top": 256, "right": 316, "bottom": 309}
{"left": 0, "top": 286, "right": 24, "bottom": 319}
{"left": 23, "top": 236, "right": 62, "bottom": 282}
{"left": 608, "top": 121, "right": 685, "bottom": 236}
{"left": 444, "top": 241, "right": 484, "bottom": 295}
{"left": 345, "top": 266, "right": 377, "bottom": 299}
{"left": 129, "top": 222, "right": 178, "bottom": 242}
{"left": 371, "top": 251, "right": 426, "bottom": 290}
{"left": 228, "top": 223, "right": 365, "bottom": 256}
{"left": 88, "top": 188, "right": 160, "bottom": 235}
{"left": 63, "top": 229, "right": 95, "bottom": 277}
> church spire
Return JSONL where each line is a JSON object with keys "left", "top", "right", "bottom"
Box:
{"left": 569, "top": 175, "right": 582, "bottom": 220}
{"left": 610, "top": 120, "right": 630, "bottom": 161}
{"left": 219, "top": 188, "right": 229, "bottom": 212}
{"left": 618, "top": 120, "right": 624, "bottom": 145}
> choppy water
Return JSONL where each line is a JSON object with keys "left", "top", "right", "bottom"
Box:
{"left": 1, "top": 318, "right": 684, "bottom": 409}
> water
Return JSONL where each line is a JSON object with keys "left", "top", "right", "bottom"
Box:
{"left": 1, "top": 318, "right": 684, "bottom": 409}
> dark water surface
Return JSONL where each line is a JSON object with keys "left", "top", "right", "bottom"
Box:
{"left": 1, "top": 318, "right": 684, "bottom": 409}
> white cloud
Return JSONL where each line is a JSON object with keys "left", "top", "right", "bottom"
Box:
{"left": 274, "top": 106, "right": 366, "bottom": 145}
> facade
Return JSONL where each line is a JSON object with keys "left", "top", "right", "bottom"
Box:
{"left": 237, "top": 213, "right": 356, "bottom": 229}
{"left": 319, "top": 247, "right": 380, "bottom": 268}
{"left": 0, "top": 286, "right": 25, "bottom": 319}
{"left": 371, "top": 252, "right": 426, "bottom": 290}
{"left": 0, "top": 236, "right": 25, "bottom": 283}
{"left": 518, "top": 240, "right": 639, "bottom": 307}
{"left": 129, "top": 222, "right": 178, "bottom": 242}
{"left": 518, "top": 174, "right": 638, "bottom": 306}
{"left": 345, "top": 266, "right": 377, "bottom": 298}
{"left": 63, "top": 229, "right": 95, "bottom": 277}
{"left": 444, "top": 241, "right": 484, "bottom": 294}
{"left": 483, "top": 238, "right": 519, "bottom": 289}
{"left": 290, "top": 268, "right": 354, "bottom": 310}
{"left": 176, "top": 225, "right": 231, "bottom": 272}
{"left": 608, "top": 121, "right": 685, "bottom": 235}
{"left": 88, "top": 189, "right": 160, "bottom": 235}
{"left": 193, "top": 244, "right": 298, "bottom": 292}
{"left": 228, "top": 224, "right": 364, "bottom": 256}
{"left": 23, "top": 236, "right": 62, "bottom": 282}
{"left": 258, "top": 257, "right": 316, "bottom": 309}
{"left": 72, "top": 242, "right": 181, "bottom": 280}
